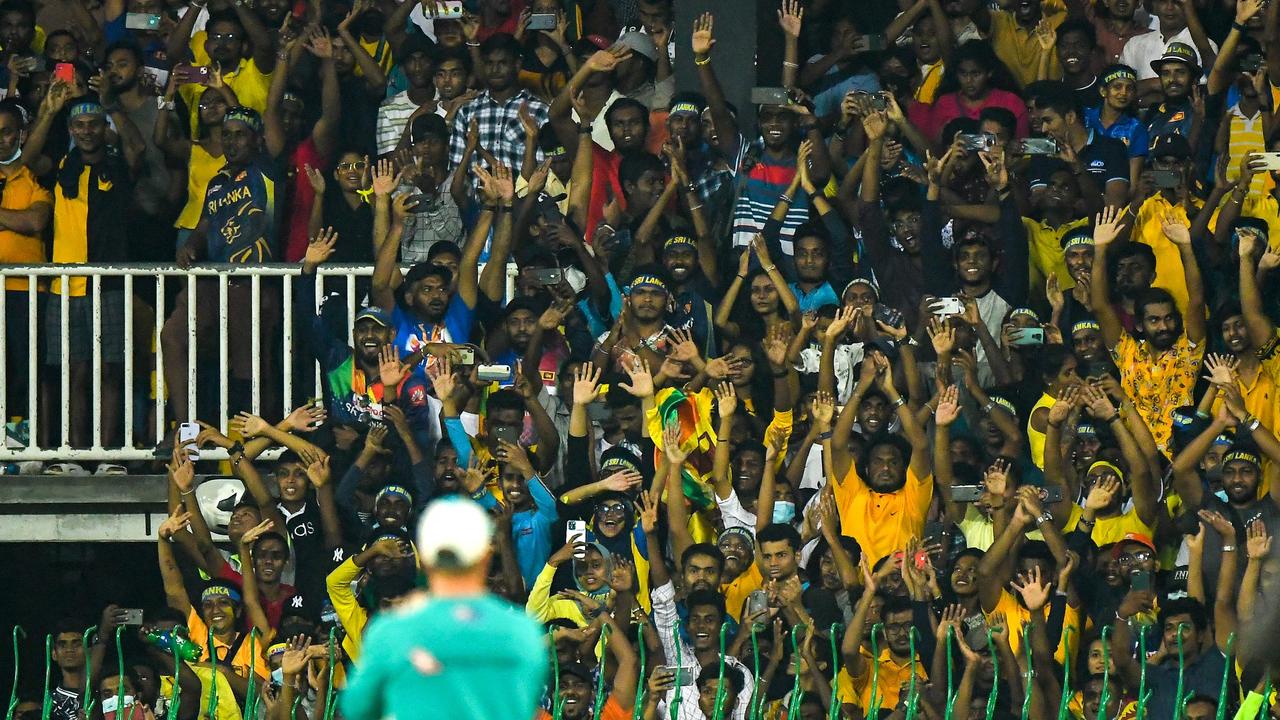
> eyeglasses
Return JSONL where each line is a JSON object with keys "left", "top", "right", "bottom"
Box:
{"left": 337, "top": 161, "right": 369, "bottom": 172}
{"left": 598, "top": 502, "right": 628, "bottom": 514}
{"left": 882, "top": 621, "right": 913, "bottom": 635}
{"left": 1118, "top": 550, "right": 1153, "bottom": 566}
{"left": 208, "top": 32, "right": 239, "bottom": 41}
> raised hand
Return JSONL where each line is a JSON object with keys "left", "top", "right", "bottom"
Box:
{"left": 810, "top": 390, "right": 835, "bottom": 428}
{"left": 1246, "top": 519, "right": 1272, "bottom": 560}
{"left": 1093, "top": 205, "right": 1126, "bottom": 246}
{"left": 1197, "top": 509, "right": 1235, "bottom": 538}
{"left": 240, "top": 518, "right": 274, "bottom": 547}
{"left": 370, "top": 158, "right": 401, "bottom": 197}
{"left": 280, "top": 635, "right": 313, "bottom": 678}
{"left": 691, "top": 12, "right": 715, "bottom": 56}
{"left": 158, "top": 509, "right": 192, "bottom": 540}
{"left": 823, "top": 305, "right": 857, "bottom": 344}
{"left": 934, "top": 384, "right": 961, "bottom": 426}
{"left": 496, "top": 439, "right": 534, "bottom": 478}
{"left": 601, "top": 469, "right": 643, "bottom": 493}
{"left": 305, "top": 455, "right": 331, "bottom": 488}
{"left": 665, "top": 328, "right": 700, "bottom": 364}
{"left": 714, "top": 382, "right": 738, "bottom": 418}
{"left": 378, "top": 345, "right": 408, "bottom": 388}
{"left": 1046, "top": 385, "right": 1078, "bottom": 427}
{"left": 777, "top": 0, "right": 803, "bottom": 38}
{"left": 617, "top": 357, "right": 655, "bottom": 398}
{"left": 230, "top": 412, "right": 269, "bottom": 438}
{"left": 1160, "top": 210, "right": 1191, "bottom": 246}
{"left": 1084, "top": 475, "right": 1120, "bottom": 511}
{"left": 1011, "top": 565, "right": 1051, "bottom": 612}
{"left": 662, "top": 420, "right": 689, "bottom": 465}
{"left": 571, "top": 362, "right": 603, "bottom": 406}
{"left": 926, "top": 317, "right": 956, "bottom": 355}
{"left": 303, "top": 226, "right": 338, "bottom": 270}
{"left": 762, "top": 322, "right": 791, "bottom": 369}
{"left": 427, "top": 356, "right": 458, "bottom": 403}
{"left": 636, "top": 491, "right": 659, "bottom": 534}
{"left": 1203, "top": 353, "right": 1239, "bottom": 387}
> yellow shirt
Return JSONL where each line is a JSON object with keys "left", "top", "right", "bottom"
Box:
{"left": 0, "top": 166, "right": 51, "bottom": 291}
{"left": 990, "top": 2, "right": 1065, "bottom": 88}
{"left": 325, "top": 557, "right": 368, "bottom": 662}
{"left": 1024, "top": 216, "right": 1089, "bottom": 293}
{"left": 184, "top": 608, "right": 269, "bottom": 681}
{"left": 832, "top": 466, "right": 933, "bottom": 567}
{"left": 1089, "top": 506, "right": 1154, "bottom": 546}
{"left": 837, "top": 645, "right": 927, "bottom": 711}
{"left": 50, "top": 165, "right": 113, "bottom": 297}
{"left": 160, "top": 672, "right": 240, "bottom": 720}
{"left": 176, "top": 142, "right": 225, "bottom": 229}
{"left": 984, "top": 589, "right": 1081, "bottom": 665}
{"left": 1133, "top": 193, "right": 1199, "bottom": 317}
{"left": 1207, "top": 191, "right": 1280, "bottom": 255}
{"left": 915, "top": 62, "right": 944, "bottom": 104}
{"left": 1226, "top": 106, "right": 1273, "bottom": 200}
{"left": 1112, "top": 332, "right": 1204, "bottom": 454}
{"left": 723, "top": 563, "right": 763, "bottom": 623}
{"left": 1027, "top": 392, "right": 1056, "bottom": 470}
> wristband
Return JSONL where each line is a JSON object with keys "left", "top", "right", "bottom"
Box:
{"left": 1036, "top": 511, "right": 1053, "bottom": 526}
{"left": 229, "top": 440, "right": 245, "bottom": 456}
{"left": 783, "top": 61, "right": 799, "bottom": 68}
{"left": 1232, "top": 20, "right": 1248, "bottom": 30}
{"left": 578, "top": 125, "right": 593, "bottom": 134}
{"left": 818, "top": 431, "right": 832, "bottom": 440}
{"left": 982, "top": 401, "right": 995, "bottom": 414}
{"left": 1222, "top": 544, "right": 1237, "bottom": 552}
{"left": 157, "top": 97, "right": 176, "bottom": 111}
{"left": 466, "top": 41, "right": 480, "bottom": 47}
{"left": 779, "top": 193, "right": 793, "bottom": 204}
{"left": 891, "top": 396, "right": 906, "bottom": 409}
{"left": 772, "top": 369, "right": 789, "bottom": 377}
{"left": 763, "top": 264, "right": 776, "bottom": 273}
{"left": 1105, "top": 412, "right": 1122, "bottom": 424}
{"left": 180, "top": 489, "right": 195, "bottom": 497}
{"left": 1244, "top": 416, "right": 1261, "bottom": 433}
{"left": 694, "top": 55, "right": 711, "bottom": 66}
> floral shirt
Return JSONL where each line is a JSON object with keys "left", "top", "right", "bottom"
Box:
{"left": 1112, "top": 331, "right": 1204, "bottom": 454}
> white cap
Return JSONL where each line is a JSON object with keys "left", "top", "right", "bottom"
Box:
{"left": 416, "top": 497, "right": 493, "bottom": 570}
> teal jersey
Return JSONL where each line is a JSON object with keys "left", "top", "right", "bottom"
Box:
{"left": 340, "top": 593, "right": 548, "bottom": 720}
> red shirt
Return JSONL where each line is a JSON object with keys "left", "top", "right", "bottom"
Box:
{"left": 216, "top": 564, "right": 299, "bottom": 630}
{"left": 584, "top": 144, "right": 624, "bottom": 242}
{"left": 283, "top": 138, "right": 326, "bottom": 262}
{"left": 911, "top": 88, "right": 1030, "bottom": 141}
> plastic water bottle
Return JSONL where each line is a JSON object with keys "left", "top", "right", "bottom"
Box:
{"left": 143, "top": 629, "right": 203, "bottom": 661}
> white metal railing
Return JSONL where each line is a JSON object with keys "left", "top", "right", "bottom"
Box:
{"left": 0, "top": 263, "right": 515, "bottom": 462}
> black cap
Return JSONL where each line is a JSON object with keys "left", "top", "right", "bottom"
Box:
{"left": 1149, "top": 133, "right": 1191, "bottom": 160}
{"left": 410, "top": 113, "right": 448, "bottom": 144}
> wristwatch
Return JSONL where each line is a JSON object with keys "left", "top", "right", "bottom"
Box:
{"left": 1036, "top": 511, "right": 1053, "bottom": 526}
{"left": 156, "top": 97, "right": 175, "bottom": 111}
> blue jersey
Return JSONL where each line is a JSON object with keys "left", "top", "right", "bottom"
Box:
{"left": 202, "top": 158, "right": 279, "bottom": 263}
{"left": 391, "top": 296, "right": 475, "bottom": 373}
{"left": 1084, "top": 107, "right": 1149, "bottom": 159}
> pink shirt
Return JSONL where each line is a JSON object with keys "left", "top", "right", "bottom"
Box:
{"left": 910, "top": 88, "right": 1030, "bottom": 142}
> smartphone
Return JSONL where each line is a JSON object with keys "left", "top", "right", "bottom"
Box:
{"left": 12, "top": 55, "right": 39, "bottom": 73}
{"left": 873, "top": 303, "right": 904, "bottom": 330}
{"left": 432, "top": 0, "right": 464, "bottom": 18}
{"left": 125, "top": 12, "right": 161, "bottom": 30}
{"left": 1129, "top": 569, "right": 1153, "bottom": 592}
{"left": 531, "top": 268, "right": 563, "bottom": 286}
{"left": 1018, "top": 137, "right": 1058, "bottom": 156}
{"left": 566, "top": 519, "right": 588, "bottom": 559}
{"left": 859, "top": 33, "right": 887, "bottom": 52}
{"left": 492, "top": 424, "right": 521, "bottom": 446}
{"left": 657, "top": 664, "right": 700, "bottom": 686}
{"left": 177, "top": 421, "right": 201, "bottom": 460}
{"left": 1247, "top": 152, "right": 1280, "bottom": 171}
{"left": 120, "top": 608, "right": 145, "bottom": 626}
{"left": 949, "top": 485, "right": 984, "bottom": 502}
{"left": 856, "top": 90, "right": 888, "bottom": 111}
{"left": 750, "top": 86, "right": 790, "bottom": 106}
{"left": 957, "top": 132, "right": 995, "bottom": 152}
{"left": 744, "top": 589, "right": 769, "bottom": 620}
{"left": 527, "top": 12, "right": 557, "bottom": 30}
{"left": 1147, "top": 169, "right": 1180, "bottom": 189}
{"left": 931, "top": 297, "right": 964, "bottom": 316}
{"left": 453, "top": 346, "right": 476, "bottom": 365}
{"left": 476, "top": 363, "right": 513, "bottom": 382}
{"left": 175, "top": 64, "right": 210, "bottom": 85}
{"left": 1037, "top": 486, "right": 1063, "bottom": 503}
{"left": 1009, "top": 327, "right": 1045, "bottom": 347}
{"left": 53, "top": 62, "right": 76, "bottom": 84}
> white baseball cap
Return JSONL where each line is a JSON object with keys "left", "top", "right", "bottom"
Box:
{"left": 416, "top": 497, "right": 493, "bottom": 570}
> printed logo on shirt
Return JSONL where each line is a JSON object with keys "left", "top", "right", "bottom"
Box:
{"left": 291, "top": 596, "right": 304, "bottom": 609}
{"left": 410, "top": 648, "right": 442, "bottom": 675}
{"left": 410, "top": 386, "right": 426, "bottom": 405}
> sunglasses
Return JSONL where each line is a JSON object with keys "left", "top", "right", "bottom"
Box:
{"left": 337, "top": 161, "right": 369, "bottom": 172}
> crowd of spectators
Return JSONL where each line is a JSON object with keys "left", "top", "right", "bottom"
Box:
{"left": 4, "top": 0, "right": 1280, "bottom": 717}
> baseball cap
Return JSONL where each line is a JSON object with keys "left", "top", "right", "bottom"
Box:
{"left": 1111, "top": 532, "right": 1156, "bottom": 559}
{"left": 1150, "top": 42, "right": 1200, "bottom": 76}
{"left": 416, "top": 497, "right": 493, "bottom": 570}
{"left": 355, "top": 306, "right": 392, "bottom": 327}
{"left": 1149, "top": 133, "right": 1191, "bottom": 161}
{"left": 616, "top": 31, "right": 657, "bottom": 62}
{"left": 1060, "top": 226, "right": 1094, "bottom": 249}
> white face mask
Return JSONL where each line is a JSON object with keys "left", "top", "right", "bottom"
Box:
{"left": 271, "top": 667, "right": 285, "bottom": 686}
{"left": 0, "top": 145, "right": 21, "bottom": 165}
{"left": 100, "top": 694, "right": 136, "bottom": 714}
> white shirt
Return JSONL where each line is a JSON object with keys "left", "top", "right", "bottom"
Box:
{"left": 651, "top": 580, "right": 755, "bottom": 720}
{"left": 796, "top": 342, "right": 864, "bottom": 404}
{"left": 376, "top": 90, "right": 422, "bottom": 156}
{"left": 715, "top": 487, "right": 757, "bottom": 530}
{"left": 1119, "top": 25, "right": 1218, "bottom": 81}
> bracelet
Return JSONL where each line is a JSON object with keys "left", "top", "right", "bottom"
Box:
{"left": 763, "top": 264, "right": 776, "bottom": 273}
{"left": 1222, "top": 544, "right": 1237, "bottom": 552}
{"left": 818, "top": 431, "right": 832, "bottom": 440}
{"left": 1105, "top": 412, "right": 1122, "bottom": 424}
{"left": 180, "top": 489, "right": 195, "bottom": 496}
{"left": 735, "top": 273, "right": 747, "bottom": 280}
{"left": 1232, "top": 20, "right": 1247, "bottom": 30}
{"left": 694, "top": 55, "right": 711, "bottom": 66}
{"left": 779, "top": 193, "right": 793, "bottom": 204}
{"left": 1036, "top": 511, "right": 1053, "bottom": 526}
{"left": 891, "top": 396, "right": 906, "bottom": 408}
{"left": 982, "top": 401, "right": 995, "bottom": 414}
{"left": 689, "top": 203, "right": 703, "bottom": 210}
{"left": 156, "top": 97, "right": 175, "bottom": 111}
{"left": 1244, "top": 416, "right": 1261, "bottom": 433}
{"left": 466, "top": 41, "right": 480, "bottom": 47}
{"left": 578, "top": 125, "right": 593, "bottom": 134}
{"left": 783, "top": 61, "right": 799, "bottom": 69}
{"left": 229, "top": 440, "right": 244, "bottom": 455}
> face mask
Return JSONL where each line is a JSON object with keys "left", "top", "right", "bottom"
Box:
{"left": 1214, "top": 489, "right": 1229, "bottom": 503}
{"left": 100, "top": 695, "right": 135, "bottom": 714}
{"left": 0, "top": 145, "right": 21, "bottom": 165}
{"left": 772, "top": 501, "right": 796, "bottom": 524}
{"left": 271, "top": 667, "right": 284, "bottom": 687}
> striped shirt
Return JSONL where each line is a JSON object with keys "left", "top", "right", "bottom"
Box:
{"left": 375, "top": 90, "right": 422, "bottom": 156}
{"left": 730, "top": 140, "right": 809, "bottom": 257}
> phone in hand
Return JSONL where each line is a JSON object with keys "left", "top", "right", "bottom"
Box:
{"left": 1018, "top": 137, "right": 1058, "bottom": 156}
{"left": 948, "top": 485, "right": 984, "bottom": 502}
{"left": 1037, "top": 486, "right": 1063, "bottom": 503}
{"left": 744, "top": 589, "right": 768, "bottom": 620}
{"left": 476, "top": 364, "right": 513, "bottom": 383}
{"left": 1247, "top": 152, "right": 1280, "bottom": 172}
{"left": 873, "top": 303, "right": 904, "bottom": 330}
{"left": 1009, "top": 327, "right": 1045, "bottom": 347}
{"left": 53, "top": 62, "right": 76, "bottom": 84}
{"left": 931, "top": 297, "right": 965, "bottom": 317}
{"left": 1129, "top": 569, "right": 1153, "bottom": 592}
{"left": 178, "top": 421, "right": 201, "bottom": 460}
{"left": 1147, "top": 169, "right": 1180, "bottom": 189}
{"left": 452, "top": 346, "right": 476, "bottom": 365}
{"left": 124, "top": 12, "right": 162, "bottom": 30}
{"left": 174, "top": 64, "right": 211, "bottom": 85}
{"left": 657, "top": 664, "right": 700, "bottom": 686}
{"left": 531, "top": 268, "right": 563, "bottom": 286}
{"left": 566, "top": 519, "right": 588, "bottom": 559}
{"left": 527, "top": 12, "right": 557, "bottom": 30}
{"left": 120, "top": 608, "right": 145, "bottom": 626}
{"left": 492, "top": 424, "right": 521, "bottom": 446}
{"left": 750, "top": 86, "right": 790, "bottom": 106}
{"left": 431, "top": 0, "right": 465, "bottom": 18}
{"left": 957, "top": 132, "right": 996, "bottom": 152}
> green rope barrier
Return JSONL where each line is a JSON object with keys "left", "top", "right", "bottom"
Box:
{"left": 828, "top": 624, "right": 842, "bottom": 720}
{"left": 40, "top": 634, "right": 51, "bottom": 720}
{"left": 290, "top": 693, "right": 302, "bottom": 720}
{"left": 632, "top": 622, "right": 646, "bottom": 720}
{"left": 80, "top": 626, "right": 97, "bottom": 717}
{"left": 868, "top": 623, "right": 884, "bottom": 720}
{"left": 1215, "top": 633, "right": 1235, "bottom": 720}
{"left": 1173, "top": 623, "right": 1188, "bottom": 720}
{"left": 787, "top": 625, "right": 804, "bottom": 720}
{"left": 749, "top": 623, "right": 762, "bottom": 720}
{"left": 944, "top": 627, "right": 956, "bottom": 720}
{"left": 984, "top": 629, "right": 998, "bottom": 720}
{"left": 592, "top": 623, "right": 612, "bottom": 720}
{"left": 1259, "top": 678, "right": 1272, "bottom": 720}
{"left": 243, "top": 628, "right": 258, "bottom": 720}
{"left": 905, "top": 628, "right": 921, "bottom": 720}
{"left": 670, "top": 619, "right": 682, "bottom": 720}
{"left": 1021, "top": 624, "right": 1033, "bottom": 720}
{"left": 710, "top": 623, "right": 729, "bottom": 720}
{"left": 7, "top": 626, "right": 27, "bottom": 720}
{"left": 1097, "top": 626, "right": 1112, "bottom": 720}
{"left": 1137, "top": 621, "right": 1148, "bottom": 720}
{"left": 114, "top": 627, "right": 125, "bottom": 720}
{"left": 169, "top": 627, "right": 185, "bottom": 720}
{"left": 206, "top": 628, "right": 218, "bottom": 720}
{"left": 324, "top": 627, "right": 337, "bottom": 720}
{"left": 1056, "top": 628, "right": 1074, "bottom": 720}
